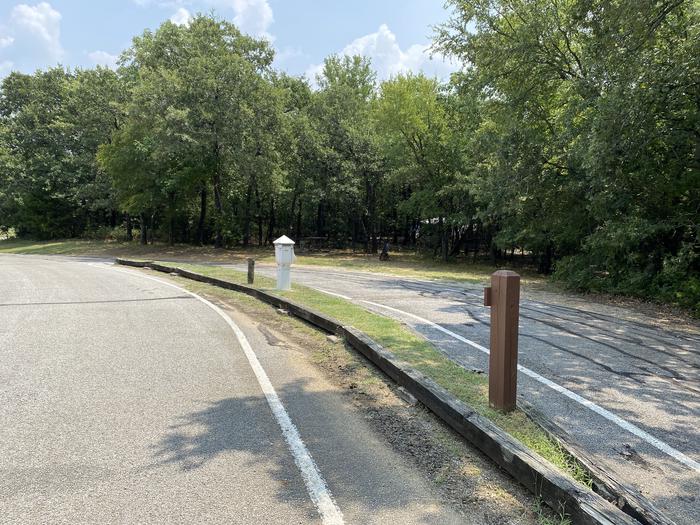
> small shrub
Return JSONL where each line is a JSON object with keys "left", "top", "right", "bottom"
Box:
{"left": 553, "top": 242, "right": 700, "bottom": 317}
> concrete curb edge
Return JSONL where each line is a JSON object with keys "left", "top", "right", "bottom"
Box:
{"left": 116, "top": 258, "right": 644, "bottom": 525}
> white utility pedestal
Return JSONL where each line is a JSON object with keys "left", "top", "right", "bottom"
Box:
{"left": 273, "top": 235, "right": 296, "bottom": 291}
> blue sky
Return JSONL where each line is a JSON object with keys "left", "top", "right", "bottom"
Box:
{"left": 0, "top": 1, "right": 460, "bottom": 82}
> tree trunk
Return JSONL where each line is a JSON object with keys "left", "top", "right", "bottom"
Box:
{"left": 360, "top": 214, "right": 369, "bottom": 253}
{"left": 139, "top": 213, "right": 147, "bottom": 245}
{"left": 289, "top": 185, "right": 299, "bottom": 233}
{"left": 392, "top": 208, "right": 399, "bottom": 245}
{"left": 211, "top": 92, "right": 223, "bottom": 248}
{"left": 255, "top": 186, "right": 263, "bottom": 246}
{"left": 439, "top": 217, "right": 448, "bottom": 262}
{"left": 450, "top": 227, "right": 464, "bottom": 257}
{"left": 316, "top": 201, "right": 325, "bottom": 238}
{"left": 365, "top": 177, "right": 378, "bottom": 254}
{"left": 351, "top": 215, "right": 358, "bottom": 252}
{"left": 257, "top": 217, "right": 263, "bottom": 246}
{"left": 212, "top": 172, "right": 223, "bottom": 248}
{"left": 402, "top": 219, "right": 410, "bottom": 246}
{"left": 538, "top": 243, "right": 554, "bottom": 274}
{"left": 473, "top": 222, "right": 481, "bottom": 263}
{"left": 148, "top": 212, "right": 156, "bottom": 244}
{"left": 265, "top": 198, "right": 275, "bottom": 245}
{"left": 197, "top": 186, "right": 207, "bottom": 245}
{"left": 125, "top": 213, "right": 133, "bottom": 242}
{"left": 168, "top": 193, "right": 175, "bottom": 246}
{"left": 243, "top": 179, "right": 253, "bottom": 247}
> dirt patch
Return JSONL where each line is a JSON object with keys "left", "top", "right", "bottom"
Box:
{"left": 189, "top": 282, "right": 559, "bottom": 525}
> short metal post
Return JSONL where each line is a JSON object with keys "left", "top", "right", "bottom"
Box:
{"left": 484, "top": 270, "right": 520, "bottom": 412}
{"left": 247, "top": 258, "right": 255, "bottom": 285}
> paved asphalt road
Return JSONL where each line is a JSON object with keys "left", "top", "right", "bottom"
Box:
{"left": 227, "top": 262, "right": 700, "bottom": 525}
{"left": 0, "top": 255, "right": 466, "bottom": 524}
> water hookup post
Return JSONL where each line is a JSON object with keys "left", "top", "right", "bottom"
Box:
{"left": 484, "top": 270, "right": 521, "bottom": 413}
{"left": 273, "top": 235, "right": 296, "bottom": 291}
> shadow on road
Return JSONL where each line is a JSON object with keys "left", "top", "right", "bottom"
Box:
{"left": 144, "top": 379, "right": 469, "bottom": 524}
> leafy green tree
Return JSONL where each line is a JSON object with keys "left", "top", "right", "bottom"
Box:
{"left": 65, "top": 68, "right": 123, "bottom": 230}
{"left": 312, "top": 55, "right": 387, "bottom": 252}
{"left": 375, "top": 73, "right": 470, "bottom": 260}
{"left": 0, "top": 67, "right": 121, "bottom": 238}
{"left": 101, "top": 15, "right": 280, "bottom": 246}
{"left": 436, "top": 0, "right": 700, "bottom": 310}
{"left": 1, "top": 7, "right": 697, "bottom": 313}
{"left": 268, "top": 74, "right": 318, "bottom": 241}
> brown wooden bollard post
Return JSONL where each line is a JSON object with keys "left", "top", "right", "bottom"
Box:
{"left": 484, "top": 270, "right": 520, "bottom": 412}
{"left": 247, "top": 258, "right": 255, "bottom": 285}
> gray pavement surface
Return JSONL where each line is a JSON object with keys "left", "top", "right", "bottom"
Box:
{"left": 227, "top": 261, "right": 700, "bottom": 525}
{"left": 0, "top": 255, "right": 465, "bottom": 524}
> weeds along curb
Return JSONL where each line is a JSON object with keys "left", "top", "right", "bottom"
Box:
{"left": 116, "top": 258, "right": 640, "bottom": 525}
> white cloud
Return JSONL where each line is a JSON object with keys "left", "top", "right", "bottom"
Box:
{"left": 170, "top": 7, "right": 192, "bottom": 26}
{"left": 131, "top": 0, "right": 275, "bottom": 39}
{"left": 232, "top": 0, "right": 273, "bottom": 39}
{"left": 9, "top": 2, "right": 64, "bottom": 62}
{"left": 0, "top": 60, "right": 14, "bottom": 78}
{"left": 306, "top": 24, "right": 459, "bottom": 85}
{"left": 304, "top": 62, "right": 323, "bottom": 85}
{"left": 273, "top": 45, "right": 304, "bottom": 63}
{"left": 87, "top": 50, "right": 119, "bottom": 69}
{"left": 0, "top": 36, "right": 14, "bottom": 49}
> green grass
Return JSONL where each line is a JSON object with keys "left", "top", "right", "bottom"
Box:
{"left": 0, "top": 238, "right": 548, "bottom": 288}
{"left": 534, "top": 498, "right": 572, "bottom": 525}
{"left": 255, "top": 250, "right": 546, "bottom": 287}
{"left": 159, "top": 261, "right": 591, "bottom": 487}
{"left": 0, "top": 238, "right": 253, "bottom": 260}
{"left": 0, "top": 239, "right": 108, "bottom": 254}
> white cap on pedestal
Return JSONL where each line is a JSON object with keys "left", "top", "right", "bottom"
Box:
{"left": 273, "top": 235, "right": 295, "bottom": 245}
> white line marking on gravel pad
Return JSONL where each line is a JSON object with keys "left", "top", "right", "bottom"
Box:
{"left": 358, "top": 298, "right": 700, "bottom": 473}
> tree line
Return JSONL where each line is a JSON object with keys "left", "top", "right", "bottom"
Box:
{"left": 0, "top": 1, "right": 698, "bottom": 313}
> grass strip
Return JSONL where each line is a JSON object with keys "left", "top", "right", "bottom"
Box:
{"left": 0, "top": 239, "right": 106, "bottom": 255}
{"left": 0, "top": 238, "right": 546, "bottom": 286}
{"left": 160, "top": 261, "right": 591, "bottom": 487}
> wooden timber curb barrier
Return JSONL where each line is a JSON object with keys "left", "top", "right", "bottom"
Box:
{"left": 115, "top": 258, "right": 657, "bottom": 525}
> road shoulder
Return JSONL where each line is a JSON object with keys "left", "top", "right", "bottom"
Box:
{"left": 155, "top": 269, "right": 554, "bottom": 525}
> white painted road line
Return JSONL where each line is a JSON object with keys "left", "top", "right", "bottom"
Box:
{"left": 361, "top": 300, "right": 490, "bottom": 354}
{"left": 97, "top": 264, "right": 345, "bottom": 525}
{"left": 315, "top": 288, "right": 352, "bottom": 301}
{"left": 359, "top": 299, "right": 700, "bottom": 474}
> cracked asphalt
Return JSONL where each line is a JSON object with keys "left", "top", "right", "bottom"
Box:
{"left": 228, "top": 261, "right": 700, "bottom": 525}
